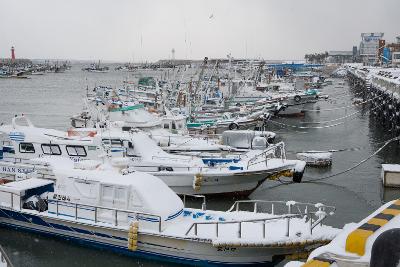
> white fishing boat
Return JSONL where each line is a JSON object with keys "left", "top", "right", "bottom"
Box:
{"left": 0, "top": 156, "right": 339, "bottom": 266}
{"left": 0, "top": 116, "right": 307, "bottom": 196}
{"left": 70, "top": 99, "right": 274, "bottom": 154}
{"left": 82, "top": 61, "right": 109, "bottom": 73}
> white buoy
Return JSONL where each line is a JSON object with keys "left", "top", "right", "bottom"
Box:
{"left": 381, "top": 164, "right": 400, "bottom": 187}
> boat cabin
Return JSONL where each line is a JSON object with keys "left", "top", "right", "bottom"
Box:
{"left": 0, "top": 116, "right": 102, "bottom": 162}
{"left": 0, "top": 157, "right": 184, "bottom": 230}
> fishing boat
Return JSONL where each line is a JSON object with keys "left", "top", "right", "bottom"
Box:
{"left": 70, "top": 99, "right": 274, "bottom": 154}
{"left": 82, "top": 61, "right": 109, "bottom": 73}
{"left": 0, "top": 156, "right": 339, "bottom": 266}
{"left": 0, "top": 116, "right": 307, "bottom": 196}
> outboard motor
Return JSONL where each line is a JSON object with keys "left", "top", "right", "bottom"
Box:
{"left": 23, "top": 195, "right": 48, "bottom": 212}
{"left": 370, "top": 228, "right": 400, "bottom": 267}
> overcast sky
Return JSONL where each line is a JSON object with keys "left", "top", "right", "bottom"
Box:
{"left": 1, "top": 0, "right": 399, "bottom": 62}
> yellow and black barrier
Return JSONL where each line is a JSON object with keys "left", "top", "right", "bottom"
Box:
{"left": 302, "top": 257, "right": 335, "bottom": 267}
{"left": 345, "top": 199, "right": 400, "bottom": 256}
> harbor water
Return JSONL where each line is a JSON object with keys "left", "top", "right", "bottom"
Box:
{"left": 0, "top": 65, "right": 399, "bottom": 266}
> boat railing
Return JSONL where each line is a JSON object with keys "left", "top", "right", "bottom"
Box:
{"left": 136, "top": 164, "right": 240, "bottom": 172}
{"left": 246, "top": 141, "right": 286, "bottom": 169}
{"left": 228, "top": 199, "right": 335, "bottom": 215}
{"left": 150, "top": 133, "right": 222, "bottom": 144}
{"left": 0, "top": 245, "right": 14, "bottom": 267}
{"left": 227, "top": 200, "right": 335, "bottom": 234}
{"left": 185, "top": 200, "right": 335, "bottom": 238}
{"left": 185, "top": 214, "right": 300, "bottom": 238}
{"left": 182, "top": 194, "right": 206, "bottom": 210}
{"left": 48, "top": 198, "right": 163, "bottom": 231}
{"left": 0, "top": 190, "right": 163, "bottom": 232}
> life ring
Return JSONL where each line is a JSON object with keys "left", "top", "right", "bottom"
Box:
{"left": 228, "top": 123, "right": 239, "bottom": 130}
{"left": 294, "top": 95, "right": 301, "bottom": 102}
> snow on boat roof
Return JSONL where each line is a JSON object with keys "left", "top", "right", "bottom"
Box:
{"left": 0, "top": 124, "right": 95, "bottom": 144}
{"left": 0, "top": 178, "right": 53, "bottom": 195}
{"left": 382, "top": 164, "right": 400, "bottom": 172}
{"left": 35, "top": 157, "right": 184, "bottom": 220}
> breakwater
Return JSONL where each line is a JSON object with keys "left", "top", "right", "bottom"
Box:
{"left": 348, "top": 67, "right": 400, "bottom": 134}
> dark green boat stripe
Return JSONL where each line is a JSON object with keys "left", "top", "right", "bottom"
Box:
{"left": 386, "top": 204, "right": 400, "bottom": 210}
{"left": 374, "top": 213, "right": 394, "bottom": 221}
{"left": 358, "top": 223, "right": 381, "bottom": 232}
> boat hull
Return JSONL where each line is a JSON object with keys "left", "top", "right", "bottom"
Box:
{"left": 0, "top": 209, "right": 300, "bottom": 266}
{"left": 145, "top": 166, "right": 294, "bottom": 196}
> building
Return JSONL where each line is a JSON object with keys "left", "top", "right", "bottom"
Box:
{"left": 359, "top": 32, "right": 384, "bottom": 65}
{"left": 392, "top": 52, "right": 400, "bottom": 66}
{"left": 389, "top": 36, "right": 400, "bottom": 66}
{"left": 327, "top": 51, "right": 354, "bottom": 64}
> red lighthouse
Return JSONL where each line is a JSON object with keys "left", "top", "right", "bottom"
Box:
{"left": 11, "top": 46, "right": 15, "bottom": 61}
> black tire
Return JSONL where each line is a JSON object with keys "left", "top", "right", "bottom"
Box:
{"left": 371, "top": 229, "right": 400, "bottom": 267}
{"left": 228, "top": 123, "right": 239, "bottom": 130}
{"left": 292, "top": 171, "right": 303, "bottom": 183}
{"left": 294, "top": 95, "right": 301, "bottom": 102}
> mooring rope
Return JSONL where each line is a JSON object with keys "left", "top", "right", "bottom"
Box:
{"left": 325, "top": 89, "right": 364, "bottom": 101}
{"left": 300, "top": 108, "right": 366, "bottom": 124}
{"left": 270, "top": 99, "right": 386, "bottom": 129}
{"left": 267, "top": 135, "right": 400, "bottom": 188}
{"left": 287, "top": 138, "right": 391, "bottom": 154}
{"left": 289, "top": 91, "right": 383, "bottom": 112}
{"left": 303, "top": 135, "right": 400, "bottom": 183}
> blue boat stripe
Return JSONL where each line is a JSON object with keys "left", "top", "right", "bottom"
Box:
{"left": 48, "top": 211, "right": 96, "bottom": 222}
{"left": 166, "top": 209, "right": 183, "bottom": 221}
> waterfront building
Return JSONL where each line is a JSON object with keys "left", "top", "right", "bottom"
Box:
{"left": 359, "top": 32, "right": 384, "bottom": 65}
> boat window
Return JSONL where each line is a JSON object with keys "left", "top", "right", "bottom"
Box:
{"left": 115, "top": 187, "right": 127, "bottom": 201}
{"left": 101, "top": 185, "right": 114, "bottom": 200}
{"left": 66, "top": 145, "right": 87, "bottom": 157}
{"left": 130, "top": 190, "right": 143, "bottom": 208}
{"left": 74, "top": 180, "right": 96, "bottom": 199}
{"left": 171, "top": 122, "right": 176, "bottom": 130}
{"left": 41, "top": 144, "right": 61, "bottom": 155}
{"left": 163, "top": 123, "right": 169, "bottom": 129}
{"left": 102, "top": 139, "right": 111, "bottom": 145}
{"left": 159, "top": 166, "right": 174, "bottom": 171}
{"left": 19, "top": 142, "right": 35, "bottom": 153}
{"left": 111, "top": 139, "right": 122, "bottom": 146}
